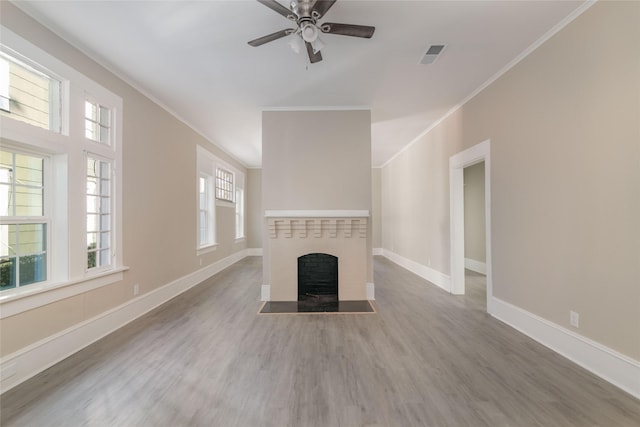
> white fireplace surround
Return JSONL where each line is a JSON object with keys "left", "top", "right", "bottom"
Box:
{"left": 263, "top": 210, "right": 371, "bottom": 302}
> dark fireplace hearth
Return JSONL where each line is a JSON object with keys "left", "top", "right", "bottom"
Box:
{"left": 298, "top": 253, "right": 338, "bottom": 310}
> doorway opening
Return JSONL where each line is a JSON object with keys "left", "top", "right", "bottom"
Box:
{"left": 449, "top": 140, "right": 493, "bottom": 313}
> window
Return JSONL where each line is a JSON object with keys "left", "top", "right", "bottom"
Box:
{"left": 215, "top": 167, "right": 234, "bottom": 202}
{"left": 86, "top": 156, "right": 112, "bottom": 271}
{"left": 0, "top": 149, "right": 48, "bottom": 290}
{"left": 198, "top": 173, "right": 215, "bottom": 247}
{"left": 235, "top": 187, "right": 244, "bottom": 239}
{"left": 0, "top": 50, "right": 61, "bottom": 132}
{"left": 1, "top": 27, "right": 124, "bottom": 314}
{"left": 196, "top": 146, "right": 217, "bottom": 251}
{"left": 84, "top": 99, "right": 111, "bottom": 145}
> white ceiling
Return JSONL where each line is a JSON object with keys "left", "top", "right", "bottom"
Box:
{"left": 15, "top": 0, "right": 585, "bottom": 168}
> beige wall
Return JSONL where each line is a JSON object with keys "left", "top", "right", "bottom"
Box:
{"left": 262, "top": 109, "right": 373, "bottom": 284}
{"left": 371, "top": 168, "right": 382, "bottom": 249}
{"left": 464, "top": 162, "right": 485, "bottom": 263}
{"left": 246, "top": 168, "right": 263, "bottom": 249}
{"left": 381, "top": 1, "right": 640, "bottom": 360}
{"left": 0, "top": 3, "right": 247, "bottom": 357}
{"left": 262, "top": 110, "right": 372, "bottom": 211}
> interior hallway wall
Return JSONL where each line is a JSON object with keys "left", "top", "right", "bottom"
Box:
{"left": 381, "top": 1, "right": 639, "bottom": 360}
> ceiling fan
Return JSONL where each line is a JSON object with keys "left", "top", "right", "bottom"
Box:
{"left": 247, "top": 0, "right": 375, "bottom": 64}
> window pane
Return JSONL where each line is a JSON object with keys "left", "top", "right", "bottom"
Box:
{"left": 86, "top": 157, "right": 111, "bottom": 270}
{"left": 85, "top": 100, "right": 111, "bottom": 145}
{"left": 14, "top": 186, "right": 43, "bottom": 216}
{"left": 0, "top": 150, "right": 44, "bottom": 217}
{"left": 0, "top": 52, "right": 61, "bottom": 132}
{"left": 14, "top": 153, "right": 43, "bottom": 185}
{"left": 0, "top": 223, "right": 47, "bottom": 289}
{"left": 0, "top": 257, "right": 16, "bottom": 290}
{"left": 99, "top": 106, "right": 110, "bottom": 126}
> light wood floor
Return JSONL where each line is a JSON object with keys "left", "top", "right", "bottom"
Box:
{"left": 1, "top": 256, "right": 639, "bottom": 426}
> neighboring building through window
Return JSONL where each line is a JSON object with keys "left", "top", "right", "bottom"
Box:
{"left": 0, "top": 149, "right": 48, "bottom": 290}
{"left": 0, "top": 57, "right": 9, "bottom": 111}
{"left": 0, "top": 50, "right": 61, "bottom": 132}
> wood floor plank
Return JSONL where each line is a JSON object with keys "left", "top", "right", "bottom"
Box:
{"left": 1, "top": 257, "right": 639, "bottom": 426}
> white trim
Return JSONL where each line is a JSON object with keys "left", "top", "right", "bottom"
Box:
{"left": 262, "top": 106, "right": 369, "bottom": 112}
{"left": 0, "top": 267, "right": 128, "bottom": 319}
{"left": 464, "top": 258, "right": 487, "bottom": 275}
{"left": 0, "top": 249, "right": 251, "bottom": 394}
{"left": 449, "top": 140, "right": 493, "bottom": 314}
{"left": 264, "top": 210, "right": 369, "bottom": 218}
{"left": 491, "top": 297, "right": 640, "bottom": 400}
{"left": 247, "top": 248, "right": 263, "bottom": 256}
{"left": 366, "top": 282, "right": 375, "bottom": 300}
{"left": 372, "top": 248, "right": 383, "bottom": 256}
{"left": 381, "top": 249, "right": 451, "bottom": 293}
{"left": 261, "top": 284, "right": 270, "bottom": 301}
{"left": 380, "top": 1, "right": 596, "bottom": 168}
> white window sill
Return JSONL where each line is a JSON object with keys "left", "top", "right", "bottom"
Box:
{"left": 0, "top": 266, "right": 129, "bottom": 319}
{"left": 235, "top": 237, "right": 246, "bottom": 243}
{"left": 197, "top": 243, "right": 218, "bottom": 256}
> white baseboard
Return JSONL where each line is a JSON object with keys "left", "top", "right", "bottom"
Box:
{"left": 381, "top": 249, "right": 451, "bottom": 293}
{"left": 246, "top": 248, "right": 263, "bottom": 256}
{"left": 372, "top": 248, "right": 383, "bottom": 256}
{"left": 464, "top": 258, "right": 486, "bottom": 275}
{"left": 366, "top": 282, "right": 375, "bottom": 300}
{"left": 0, "top": 249, "right": 252, "bottom": 394}
{"left": 491, "top": 297, "right": 640, "bottom": 399}
{"left": 261, "top": 285, "right": 270, "bottom": 301}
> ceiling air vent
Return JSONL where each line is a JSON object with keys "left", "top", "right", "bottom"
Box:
{"left": 420, "top": 44, "right": 446, "bottom": 65}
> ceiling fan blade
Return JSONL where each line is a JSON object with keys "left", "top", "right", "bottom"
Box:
{"left": 311, "top": 0, "right": 337, "bottom": 19}
{"left": 256, "top": 0, "right": 295, "bottom": 19}
{"left": 248, "top": 29, "right": 294, "bottom": 47}
{"left": 305, "top": 42, "right": 323, "bottom": 63}
{"left": 320, "top": 23, "right": 375, "bottom": 38}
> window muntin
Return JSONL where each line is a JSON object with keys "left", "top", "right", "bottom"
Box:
{"left": 86, "top": 156, "right": 112, "bottom": 270}
{"left": 0, "top": 50, "right": 62, "bottom": 133}
{"left": 1, "top": 149, "right": 48, "bottom": 290}
{"left": 215, "top": 167, "right": 234, "bottom": 202}
{"left": 84, "top": 100, "right": 111, "bottom": 145}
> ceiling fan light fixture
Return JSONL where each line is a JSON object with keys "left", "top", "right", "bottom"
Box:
{"left": 288, "top": 34, "right": 304, "bottom": 54}
{"left": 301, "top": 23, "right": 319, "bottom": 42}
{"left": 310, "top": 36, "right": 325, "bottom": 54}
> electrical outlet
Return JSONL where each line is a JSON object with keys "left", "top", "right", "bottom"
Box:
{"left": 570, "top": 311, "right": 579, "bottom": 328}
{"left": 133, "top": 284, "right": 140, "bottom": 296}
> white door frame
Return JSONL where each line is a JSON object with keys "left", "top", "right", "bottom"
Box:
{"left": 449, "top": 139, "right": 493, "bottom": 313}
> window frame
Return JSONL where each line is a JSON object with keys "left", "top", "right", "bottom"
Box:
{"left": 85, "top": 152, "right": 113, "bottom": 273}
{"left": 0, "top": 26, "right": 125, "bottom": 318}
{"left": 215, "top": 166, "right": 234, "bottom": 203}
{"left": 235, "top": 187, "right": 245, "bottom": 241}
{"left": 196, "top": 145, "right": 218, "bottom": 254}
{"left": 0, "top": 146, "right": 51, "bottom": 290}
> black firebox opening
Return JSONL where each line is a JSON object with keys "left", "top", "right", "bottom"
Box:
{"left": 298, "top": 253, "right": 338, "bottom": 310}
